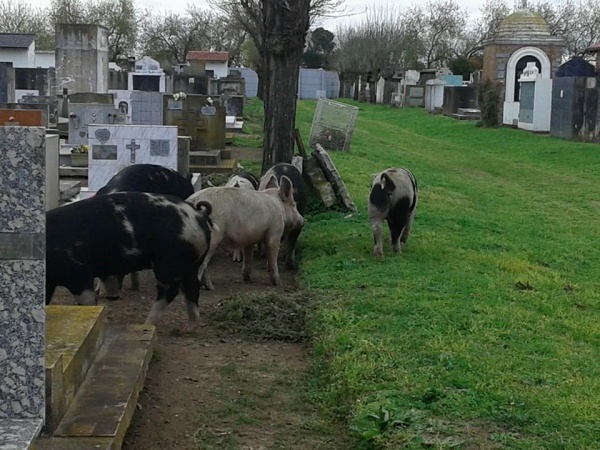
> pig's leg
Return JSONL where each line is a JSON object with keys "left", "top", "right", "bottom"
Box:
{"left": 242, "top": 245, "right": 254, "bottom": 282}
{"left": 71, "top": 275, "right": 97, "bottom": 305}
{"left": 284, "top": 227, "right": 302, "bottom": 270}
{"left": 400, "top": 207, "right": 417, "bottom": 245}
{"left": 389, "top": 198, "right": 411, "bottom": 254}
{"left": 130, "top": 271, "right": 140, "bottom": 290}
{"left": 200, "top": 270, "right": 214, "bottom": 291}
{"left": 145, "top": 278, "right": 179, "bottom": 326}
{"left": 101, "top": 275, "right": 123, "bottom": 300}
{"left": 264, "top": 237, "right": 281, "bottom": 286}
{"left": 180, "top": 271, "right": 201, "bottom": 331}
{"left": 370, "top": 218, "right": 384, "bottom": 257}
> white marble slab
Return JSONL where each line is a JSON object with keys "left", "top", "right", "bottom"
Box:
{"left": 87, "top": 124, "right": 179, "bottom": 192}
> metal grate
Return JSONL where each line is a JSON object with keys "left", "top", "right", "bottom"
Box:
{"left": 309, "top": 98, "right": 359, "bottom": 152}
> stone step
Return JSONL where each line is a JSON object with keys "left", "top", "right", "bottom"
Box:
{"left": 451, "top": 112, "right": 481, "bottom": 121}
{"left": 59, "top": 167, "right": 88, "bottom": 178}
{"left": 190, "top": 158, "right": 237, "bottom": 175}
{"left": 39, "top": 324, "right": 156, "bottom": 450}
{"left": 0, "top": 418, "right": 43, "bottom": 450}
{"left": 189, "top": 150, "right": 222, "bottom": 166}
{"left": 45, "top": 306, "right": 107, "bottom": 434}
{"left": 59, "top": 180, "right": 82, "bottom": 202}
{"left": 457, "top": 107, "right": 481, "bottom": 115}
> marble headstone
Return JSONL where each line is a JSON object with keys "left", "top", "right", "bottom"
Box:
{"left": 68, "top": 103, "right": 124, "bottom": 146}
{"left": 87, "top": 124, "right": 179, "bottom": 193}
{"left": 0, "top": 126, "right": 46, "bottom": 447}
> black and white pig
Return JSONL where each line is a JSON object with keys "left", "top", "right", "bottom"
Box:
{"left": 187, "top": 175, "right": 305, "bottom": 290}
{"left": 46, "top": 192, "right": 215, "bottom": 329}
{"left": 368, "top": 167, "right": 418, "bottom": 257}
{"left": 258, "top": 163, "right": 307, "bottom": 270}
{"left": 225, "top": 171, "right": 259, "bottom": 191}
{"left": 225, "top": 171, "right": 260, "bottom": 262}
{"left": 95, "top": 164, "right": 196, "bottom": 295}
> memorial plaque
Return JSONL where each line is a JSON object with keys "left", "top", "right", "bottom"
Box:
{"left": 201, "top": 106, "right": 216, "bottom": 116}
{"left": 150, "top": 140, "right": 170, "bottom": 157}
{"left": 92, "top": 145, "right": 118, "bottom": 160}
{"left": 168, "top": 100, "right": 183, "bottom": 110}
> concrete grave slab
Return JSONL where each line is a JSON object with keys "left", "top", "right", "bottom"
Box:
{"left": 86, "top": 124, "right": 179, "bottom": 192}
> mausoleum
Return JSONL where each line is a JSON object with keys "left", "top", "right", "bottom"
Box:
{"left": 482, "top": 10, "right": 564, "bottom": 127}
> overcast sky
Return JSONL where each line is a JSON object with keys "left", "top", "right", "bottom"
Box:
{"left": 28, "top": 0, "right": 486, "bottom": 27}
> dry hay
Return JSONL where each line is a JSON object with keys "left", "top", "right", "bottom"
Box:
{"left": 207, "top": 290, "right": 315, "bottom": 342}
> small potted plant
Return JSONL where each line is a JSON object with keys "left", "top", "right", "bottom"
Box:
{"left": 70, "top": 144, "right": 89, "bottom": 167}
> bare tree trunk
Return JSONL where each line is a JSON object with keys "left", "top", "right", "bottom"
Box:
{"left": 261, "top": 0, "right": 310, "bottom": 174}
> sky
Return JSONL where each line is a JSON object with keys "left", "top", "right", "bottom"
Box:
{"left": 27, "top": 0, "right": 486, "bottom": 27}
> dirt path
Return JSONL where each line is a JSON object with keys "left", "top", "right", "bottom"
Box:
{"left": 53, "top": 250, "right": 349, "bottom": 449}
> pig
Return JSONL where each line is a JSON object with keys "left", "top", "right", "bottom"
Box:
{"left": 46, "top": 192, "right": 215, "bottom": 329}
{"left": 97, "top": 163, "right": 194, "bottom": 199}
{"left": 225, "top": 171, "right": 259, "bottom": 262}
{"left": 95, "top": 164, "right": 195, "bottom": 295}
{"left": 225, "top": 171, "right": 259, "bottom": 191}
{"left": 187, "top": 175, "right": 305, "bottom": 290}
{"left": 258, "top": 163, "right": 307, "bottom": 270}
{"left": 368, "top": 167, "right": 418, "bottom": 257}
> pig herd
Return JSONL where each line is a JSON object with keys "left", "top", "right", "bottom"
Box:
{"left": 46, "top": 163, "right": 418, "bottom": 330}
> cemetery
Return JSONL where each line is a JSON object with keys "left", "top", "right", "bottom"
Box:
{"left": 1, "top": 3, "right": 600, "bottom": 449}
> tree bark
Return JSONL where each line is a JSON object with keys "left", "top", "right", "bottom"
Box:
{"left": 261, "top": 0, "right": 311, "bottom": 174}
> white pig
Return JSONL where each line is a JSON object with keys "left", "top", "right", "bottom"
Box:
{"left": 187, "top": 175, "right": 305, "bottom": 289}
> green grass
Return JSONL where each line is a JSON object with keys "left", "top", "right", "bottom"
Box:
{"left": 232, "top": 98, "right": 264, "bottom": 148}
{"left": 288, "top": 100, "right": 600, "bottom": 448}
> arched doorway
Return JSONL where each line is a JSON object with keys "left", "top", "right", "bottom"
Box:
{"left": 514, "top": 55, "right": 541, "bottom": 101}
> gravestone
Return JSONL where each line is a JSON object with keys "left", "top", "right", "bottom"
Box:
{"left": 86, "top": 124, "right": 179, "bottom": 193}
{"left": 46, "top": 134, "right": 60, "bottom": 210}
{"left": 163, "top": 95, "right": 226, "bottom": 150}
{"left": 517, "top": 62, "right": 553, "bottom": 132}
{"left": 0, "top": 62, "right": 15, "bottom": 104}
{"left": 69, "top": 93, "right": 114, "bottom": 105}
{"left": 68, "top": 103, "right": 124, "bottom": 146}
{"left": 20, "top": 95, "right": 59, "bottom": 128}
{"left": 0, "top": 103, "right": 49, "bottom": 128}
{"left": 131, "top": 91, "right": 163, "bottom": 125}
{"left": 0, "top": 126, "right": 46, "bottom": 448}
{"left": 221, "top": 90, "right": 244, "bottom": 118}
{"left": 0, "top": 109, "right": 43, "bottom": 126}
{"left": 55, "top": 24, "right": 109, "bottom": 94}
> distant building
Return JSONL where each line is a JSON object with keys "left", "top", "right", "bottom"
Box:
{"left": 186, "top": 51, "right": 229, "bottom": 79}
{"left": 0, "top": 33, "right": 36, "bottom": 68}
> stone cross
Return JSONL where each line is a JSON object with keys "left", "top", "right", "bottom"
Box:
{"left": 126, "top": 139, "right": 140, "bottom": 164}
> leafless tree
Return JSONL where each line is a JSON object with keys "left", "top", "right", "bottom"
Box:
{"left": 0, "top": 0, "right": 53, "bottom": 50}
{"left": 403, "top": 0, "right": 467, "bottom": 68}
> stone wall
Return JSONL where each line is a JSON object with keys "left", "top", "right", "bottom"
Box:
{"left": 0, "top": 126, "right": 46, "bottom": 447}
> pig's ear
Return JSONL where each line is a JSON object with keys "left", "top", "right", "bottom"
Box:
{"left": 279, "top": 176, "right": 294, "bottom": 201}
{"left": 265, "top": 175, "right": 279, "bottom": 189}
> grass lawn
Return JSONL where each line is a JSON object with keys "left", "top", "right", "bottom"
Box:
{"left": 288, "top": 99, "right": 600, "bottom": 448}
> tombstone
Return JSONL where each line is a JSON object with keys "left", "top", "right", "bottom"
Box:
{"left": 163, "top": 94, "right": 226, "bottom": 150}
{"left": 128, "top": 56, "right": 166, "bottom": 93}
{"left": 442, "top": 85, "right": 479, "bottom": 116}
{"left": 425, "top": 79, "right": 447, "bottom": 112}
{"left": 69, "top": 93, "right": 114, "bottom": 105}
{"left": 55, "top": 24, "right": 109, "bottom": 94}
{"left": 68, "top": 103, "right": 124, "bottom": 146}
{"left": 19, "top": 95, "right": 59, "bottom": 128}
{"left": 517, "top": 62, "right": 553, "bottom": 132}
{"left": 14, "top": 68, "right": 56, "bottom": 101}
{"left": 131, "top": 91, "right": 163, "bottom": 125}
{"left": 0, "top": 62, "right": 16, "bottom": 103}
{"left": 221, "top": 89, "right": 244, "bottom": 118}
{"left": 0, "top": 109, "right": 43, "bottom": 126}
{"left": 551, "top": 76, "right": 600, "bottom": 141}
{"left": 405, "top": 85, "right": 425, "bottom": 107}
{"left": 86, "top": 124, "right": 180, "bottom": 193}
{"left": 45, "top": 134, "right": 60, "bottom": 210}
{"left": 0, "top": 126, "right": 46, "bottom": 448}
{"left": 376, "top": 77, "right": 386, "bottom": 104}
{"left": 172, "top": 74, "right": 211, "bottom": 95}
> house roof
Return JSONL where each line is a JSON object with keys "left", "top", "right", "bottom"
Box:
{"left": 0, "top": 33, "right": 35, "bottom": 49}
{"left": 186, "top": 51, "right": 229, "bottom": 62}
